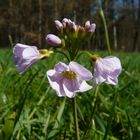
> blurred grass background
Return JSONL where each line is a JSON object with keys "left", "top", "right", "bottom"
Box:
{"left": 0, "top": 48, "right": 140, "bottom": 140}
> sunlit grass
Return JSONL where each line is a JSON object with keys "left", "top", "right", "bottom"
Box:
{"left": 0, "top": 48, "right": 140, "bottom": 139}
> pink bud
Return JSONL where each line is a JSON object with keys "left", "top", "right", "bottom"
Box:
{"left": 46, "top": 34, "right": 61, "bottom": 46}
{"left": 62, "top": 18, "right": 72, "bottom": 27}
{"left": 69, "top": 21, "right": 77, "bottom": 31}
{"left": 85, "top": 21, "right": 96, "bottom": 33}
{"left": 54, "top": 20, "right": 63, "bottom": 30}
{"left": 85, "top": 21, "right": 90, "bottom": 28}
{"left": 89, "top": 23, "right": 96, "bottom": 33}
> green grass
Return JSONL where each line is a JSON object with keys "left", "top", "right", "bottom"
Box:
{"left": 0, "top": 48, "right": 140, "bottom": 140}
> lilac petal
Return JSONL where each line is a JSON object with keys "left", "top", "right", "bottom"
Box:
{"left": 106, "top": 76, "right": 118, "bottom": 85}
{"left": 93, "top": 56, "right": 122, "bottom": 86}
{"left": 101, "top": 56, "right": 122, "bottom": 73}
{"left": 47, "top": 70, "right": 66, "bottom": 97}
{"left": 48, "top": 71, "right": 63, "bottom": 82}
{"left": 13, "top": 43, "right": 39, "bottom": 57}
{"left": 93, "top": 76, "right": 106, "bottom": 86}
{"left": 13, "top": 43, "right": 40, "bottom": 73}
{"left": 63, "top": 83, "right": 76, "bottom": 98}
{"left": 54, "top": 62, "right": 69, "bottom": 72}
{"left": 16, "top": 58, "right": 39, "bottom": 74}
{"left": 63, "top": 79, "right": 80, "bottom": 92}
{"left": 79, "top": 81, "right": 92, "bottom": 92}
{"left": 22, "top": 46, "right": 39, "bottom": 58}
{"left": 69, "top": 61, "right": 93, "bottom": 81}
{"left": 13, "top": 43, "right": 28, "bottom": 57}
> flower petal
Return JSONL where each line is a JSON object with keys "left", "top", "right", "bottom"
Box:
{"left": 101, "top": 56, "right": 122, "bottom": 74}
{"left": 13, "top": 43, "right": 40, "bottom": 73}
{"left": 47, "top": 70, "right": 66, "bottom": 97}
{"left": 69, "top": 61, "right": 93, "bottom": 81}
{"left": 63, "top": 83, "right": 76, "bottom": 98}
{"left": 63, "top": 79, "right": 80, "bottom": 92}
{"left": 22, "top": 46, "right": 39, "bottom": 58}
{"left": 93, "top": 76, "right": 106, "bottom": 86}
{"left": 16, "top": 58, "right": 39, "bottom": 74}
{"left": 106, "top": 76, "right": 118, "bottom": 85}
{"left": 54, "top": 62, "right": 69, "bottom": 72}
{"left": 79, "top": 81, "right": 92, "bottom": 92}
{"left": 13, "top": 43, "right": 28, "bottom": 57}
{"left": 93, "top": 56, "right": 122, "bottom": 86}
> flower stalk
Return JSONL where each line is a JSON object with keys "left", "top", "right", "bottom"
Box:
{"left": 73, "top": 97, "right": 80, "bottom": 140}
{"left": 100, "top": 9, "right": 111, "bottom": 55}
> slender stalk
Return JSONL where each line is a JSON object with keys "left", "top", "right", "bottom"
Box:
{"left": 82, "top": 86, "right": 99, "bottom": 139}
{"left": 100, "top": 9, "right": 111, "bottom": 55}
{"left": 73, "top": 97, "right": 80, "bottom": 140}
{"left": 103, "top": 92, "right": 118, "bottom": 140}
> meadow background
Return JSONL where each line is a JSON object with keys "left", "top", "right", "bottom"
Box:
{"left": 0, "top": 0, "right": 140, "bottom": 140}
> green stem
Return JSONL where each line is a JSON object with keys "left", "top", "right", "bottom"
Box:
{"left": 55, "top": 50, "right": 70, "bottom": 62}
{"left": 82, "top": 86, "right": 99, "bottom": 139}
{"left": 73, "top": 97, "right": 80, "bottom": 140}
{"left": 100, "top": 9, "right": 111, "bottom": 55}
{"left": 103, "top": 92, "right": 118, "bottom": 140}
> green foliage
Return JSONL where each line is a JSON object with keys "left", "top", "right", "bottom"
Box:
{"left": 0, "top": 49, "right": 140, "bottom": 139}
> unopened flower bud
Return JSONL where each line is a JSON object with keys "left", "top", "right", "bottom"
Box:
{"left": 88, "top": 23, "right": 96, "bottom": 33}
{"left": 85, "top": 21, "right": 90, "bottom": 28}
{"left": 46, "top": 34, "right": 61, "bottom": 46}
{"left": 54, "top": 20, "right": 63, "bottom": 30}
{"left": 69, "top": 21, "right": 77, "bottom": 32}
{"left": 62, "top": 18, "right": 72, "bottom": 28}
{"left": 85, "top": 21, "right": 96, "bottom": 33}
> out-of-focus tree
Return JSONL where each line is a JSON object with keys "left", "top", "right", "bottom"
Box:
{"left": 0, "top": 0, "right": 140, "bottom": 51}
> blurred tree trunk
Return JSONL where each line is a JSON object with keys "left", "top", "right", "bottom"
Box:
{"left": 54, "top": 0, "right": 59, "bottom": 19}
{"left": 132, "top": 0, "right": 140, "bottom": 51}
{"left": 38, "top": 0, "right": 42, "bottom": 47}
{"left": 8, "top": 0, "right": 13, "bottom": 45}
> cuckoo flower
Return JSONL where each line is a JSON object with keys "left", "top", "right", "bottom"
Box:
{"left": 93, "top": 56, "right": 122, "bottom": 86}
{"left": 54, "top": 20, "right": 63, "bottom": 30}
{"left": 85, "top": 21, "right": 96, "bottom": 33}
{"left": 47, "top": 62, "right": 93, "bottom": 98}
{"left": 46, "top": 34, "right": 61, "bottom": 46}
{"left": 13, "top": 43, "right": 53, "bottom": 74}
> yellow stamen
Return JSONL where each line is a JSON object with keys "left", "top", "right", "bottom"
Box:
{"left": 62, "top": 71, "right": 77, "bottom": 80}
{"left": 39, "top": 49, "right": 53, "bottom": 58}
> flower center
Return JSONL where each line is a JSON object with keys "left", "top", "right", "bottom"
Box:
{"left": 39, "top": 49, "right": 53, "bottom": 58}
{"left": 62, "top": 71, "right": 77, "bottom": 80}
{"left": 91, "top": 54, "right": 101, "bottom": 62}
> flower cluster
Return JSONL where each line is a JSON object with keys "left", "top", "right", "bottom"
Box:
{"left": 46, "top": 18, "right": 96, "bottom": 50}
{"left": 55, "top": 18, "right": 96, "bottom": 37}
{"left": 13, "top": 18, "right": 122, "bottom": 98}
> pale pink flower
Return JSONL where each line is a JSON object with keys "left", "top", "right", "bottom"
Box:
{"left": 13, "top": 43, "right": 53, "bottom": 73}
{"left": 93, "top": 56, "right": 122, "bottom": 86}
{"left": 47, "top": 62, "right": 93, "bottom": 98}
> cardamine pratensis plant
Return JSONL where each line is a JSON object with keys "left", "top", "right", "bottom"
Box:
{"left": 13, "top": 18, "right": 122, "bottom": 139}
